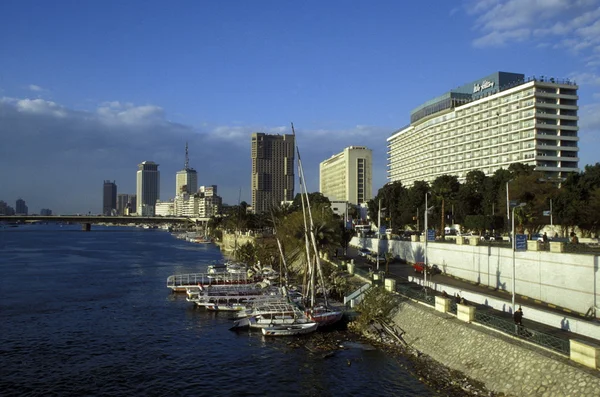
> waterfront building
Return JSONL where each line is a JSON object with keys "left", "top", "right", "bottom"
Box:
{"left": 15, "top": 198, "right": 28, "bottom": 215}
{"left": 174, "top": 185, "right": 222, "bottom": 218}
{"left": 155, "top": 200, "right": 175, "bottom": 217}
{"left": 251, "top": 133, "right": 295, "bottom": 214}
{"left": 320, "top": 146, "right": 373, "bottom": 205}
{"left": 176, "top": 143, "right": 198, "bottom": 196}
{"left": 136, "top": 161, "right": 160, "bottom": 216}
{"left": 387, "top": 72, "right": 579, "bottom": 186}
{"left": 117, "top": 194, "right": 136, "bottom": 216}
{"left": 0, "top": 200, "right": 15, "bottom": 215}
{"left": 40, "top": 208, "right": 52, "bottom": 216}
{"left": 103, "top": 180, "right": 117, "bottom": 216}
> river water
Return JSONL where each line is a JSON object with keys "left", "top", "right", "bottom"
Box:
{"left": 0, "top": 224, "right": 438, "bottom": 396}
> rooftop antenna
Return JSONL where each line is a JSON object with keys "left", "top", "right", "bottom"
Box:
{"left": 184, "top": 142, "right": 189, "bottom": 170}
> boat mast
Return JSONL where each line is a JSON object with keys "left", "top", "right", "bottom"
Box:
{"left": 291, "top": 122, "right": 329, "bottom": 308}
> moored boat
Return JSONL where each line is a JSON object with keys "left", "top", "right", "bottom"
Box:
{"left": 261, "top": 322, "right": 318, "bottom": 337}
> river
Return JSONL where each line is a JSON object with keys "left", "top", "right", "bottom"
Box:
{"left": 0, "top": 224, "right": 439, "bottom": 396}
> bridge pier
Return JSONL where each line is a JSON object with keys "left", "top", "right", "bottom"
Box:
{"left": 82, "top": 223, "right": 91, "bottom": 231}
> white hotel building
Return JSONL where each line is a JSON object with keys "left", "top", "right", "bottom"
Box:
{"left": 387, "top": 72, "right": 579, "bottom": 185}
{"left": 320, "top": 146, "right": 373, "bottom": 205}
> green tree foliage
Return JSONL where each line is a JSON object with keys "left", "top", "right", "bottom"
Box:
{"left": 431, "top": 175, "right": 460, "bottom": 237}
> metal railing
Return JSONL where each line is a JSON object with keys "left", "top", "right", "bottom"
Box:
{"left": 393, "top": 282, "right": 570, "bottom": 355}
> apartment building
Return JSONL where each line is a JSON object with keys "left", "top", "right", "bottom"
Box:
{"left": 387, "top": 72, "right": 579, "bottom": 185}
{"left": 251, "top": 133, "right": 295, "bottom": 214}
{"left": 320, "top": 146, "right": 373, "bottom": 205}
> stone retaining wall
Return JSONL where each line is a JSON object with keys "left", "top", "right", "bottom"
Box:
{"left": 393, "top": 299, "right": 600, "bottom": 396}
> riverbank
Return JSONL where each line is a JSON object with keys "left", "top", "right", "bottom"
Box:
{"left": 355, "top": 293, "right": 600, "bottom": 396}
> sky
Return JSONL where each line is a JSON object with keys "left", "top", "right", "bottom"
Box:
{"left": 1, "top": 0, "right": 599, "bottom": 214}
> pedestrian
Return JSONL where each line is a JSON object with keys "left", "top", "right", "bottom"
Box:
{"left": 514, "top": 307, "right": 523, "bottom": 326}
{"left": 542, "top": 232, "right": 548, "bottom": 243}
{"left": 455, "top": 293, "right": 461, "bottom": 304}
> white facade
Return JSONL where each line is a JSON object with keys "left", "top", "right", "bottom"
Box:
{"left": 387, "top": 75, "right": 579, "bottom": 186}
{"left": 136, "top": 161, "right": 160, "bottom": 216}
{"left": 176, "top": 169, "right": 198, "bottom": 196}
{"left": 320, "top": 146, "right": 373, "bottom": 205}
{"left": 155, "top": 200, "right": 174, "bottom": 217}
{"left": 174, "top": 186, "right": 222, "bottom": 218}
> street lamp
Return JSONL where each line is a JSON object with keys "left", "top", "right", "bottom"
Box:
{"left": 376, "top": 199, "right": 386, "bottom": 271}
{"left": 511, "top": 202, "right": 526, "bottom": 314}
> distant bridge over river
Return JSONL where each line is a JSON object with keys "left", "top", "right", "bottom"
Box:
{"left": 0, "top": 215, "right": 210, "bottom": 231}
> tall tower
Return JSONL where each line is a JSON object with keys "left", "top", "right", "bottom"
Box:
{"left": 251, "top": 133, "right": 295, "bottom": 214}
{"left": 103, "top": 180, "right": 117, "bottom": 215}
{"left": 136, "top": 161, "right": 160, "bottom": 216}
{"left": 320, "top": 146, "right": 373, "bottom": 205}
{"left": 175, "top": 142, "right": 198, "bottom": 196}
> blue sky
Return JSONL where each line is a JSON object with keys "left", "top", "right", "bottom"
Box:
{"left": 1, "top": 0, "right": 599, "bottom": 214}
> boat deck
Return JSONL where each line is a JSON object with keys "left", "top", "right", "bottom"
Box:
{"left": 167, "top": 272, "right": 258, "bottom": 292}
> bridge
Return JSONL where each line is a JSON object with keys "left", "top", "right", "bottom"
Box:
{"left": 0, "top": 215, "right": 210, "bottom": 231}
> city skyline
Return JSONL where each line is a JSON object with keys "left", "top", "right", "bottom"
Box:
{"left": 1, "top": 1, "right": 600, "bottom": 214}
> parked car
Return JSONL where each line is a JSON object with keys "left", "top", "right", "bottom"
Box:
{"left": 358, "top": 248, "right": 370, "bottom": 257}
{"left": 480, "top": 233, "right": 503, "bottom": 241}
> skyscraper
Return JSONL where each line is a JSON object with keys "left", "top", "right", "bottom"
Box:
{"left": 320, "top": 146, "right": 373, "bottom": 205}
{"left": 103, "top": 180, "right": 117, "bottom": 216}
{"left": 251, "top": 133, "right": 295, "bottom": 214}
{"left": 117, "top": 193, "right": 136, "bottom": 215}
{"left": 176, "top": 143, "right": 198, "bottom": 196}
{"left": 136, "top": 161, "right": 160, "bottom": 216}
{"left": 15, "top": 198, "right": 28, "bottom": 215}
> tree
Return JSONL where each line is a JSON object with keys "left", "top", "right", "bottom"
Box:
{"left": 431, "top": 175, "right": 460, "bottom": 238}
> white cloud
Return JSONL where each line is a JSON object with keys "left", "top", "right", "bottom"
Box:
{"left": 464, "top": 0, "right": 600, "bottom": 49}
{"left": 28, "top": 84, "right": 44, "bottom": 92}
{"left": 0, "top": 97, "right": 391, "bottom": 214}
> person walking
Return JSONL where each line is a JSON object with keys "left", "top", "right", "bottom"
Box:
{"left": 514, "top": 306, "right": 524, "bottom": 335}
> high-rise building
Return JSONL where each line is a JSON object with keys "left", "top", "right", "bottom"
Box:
{"left": 117, "top": 194, "right": 136, "bottom": 215}
{"left": 40, "top": 208, "right": 52, "bottom": 216}
{"left": 0, "top": 201, "right": 15, "bottom": 215}
{"left": 136, "top": 161, "right": 160, "bottom": 216}
{"left": 387, "top": 72, "right": 579, "bottom": 186}
{"left": 176, "top": 143, "right": 198, "bottom": 196}
{"left": 103, "top": 180, "right": 117, "bottom": 216}
{"left": 319, "top": 146, "right": 373, "bottom": 205}
{"left": 15, "top": 198, "right": 28, "bottom": 215}
{"left": 251, "top": 133, "right": 295, "bottom": 214}
{"left": 174, "top": 185, "right": 222, "bottom": 218}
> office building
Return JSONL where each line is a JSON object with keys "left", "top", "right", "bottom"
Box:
{"left": 40, "top": 208, "right": 52, "bottom": 216}
{"left": 155, "top": 200, "right": 175, "bottom": 217}
{"left": 174, "top": 185, "right": 222, "bottom": 218}
{"left": 320, "top": 146, "right": 372, "bottom": 205}
{"left": 15, "top": 198, "right": 28, "bottom": 215}
{"left": 136, "top": 161, "right": 160, "bottom": 216}
{"left": 251, "top": 133, "right": 295, "bottom": 214}
{"left": 176, "top": 143, "right": 198, "bottom": 196}
{"left": 103, "top": 180, "right": 117, "bottom": 216}
{"left": 0, "top": 201, "right": 15, "bottom": 215}
{"left": 387, "top": 72, "right": 579, "bottom": 186}
{"left": 117, "top": 194, "right": 136, "bottom": 215}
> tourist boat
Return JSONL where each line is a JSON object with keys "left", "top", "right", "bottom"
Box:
{"left": 230, "top": 299, "right": 313, "bottom": 330}
{"left": 166, "top": 271, "right": 261, "bottom": 292}
{"left": 261, "top": 322, "right": 318, "bottom": 337}
{"left": 188, "top": 284, "right": 283, "bottom": 311}
{"left": 205, "top": 303, "right": 247, "bottom": 312}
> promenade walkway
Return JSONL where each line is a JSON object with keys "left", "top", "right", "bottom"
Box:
{"left": 341, "top": 247, "right": 600, "bottom": 354}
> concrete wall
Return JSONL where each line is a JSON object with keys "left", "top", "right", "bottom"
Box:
{"left": 351, "top": 237, "right": 600, "bottom": 316}
{"left": 391, "top": 300, "right": 600, "bottom": 396}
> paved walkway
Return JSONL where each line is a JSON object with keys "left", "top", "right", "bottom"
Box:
{"left": 343, "top": 247, "right": 600, "bottom": 347}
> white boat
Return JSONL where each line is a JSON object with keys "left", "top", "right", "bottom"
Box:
{"left": 261, "top": 322, "right": 318, "bottom": 336}
{"left": 230, "top": 300, "right": 313, "bottom": 330}
{"left": 205, "top": 303, "right": 247, "bottom": 312}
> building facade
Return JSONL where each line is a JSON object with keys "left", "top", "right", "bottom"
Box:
{"left": 387, "top": 72, "right": 579, "bottom": 186}
{"left": 136, "top": 161, "right": 160, "bottom": 216}
{"left": 15, "top": 198, "right": 28, "bottom": 215}
{"left": 174, "top": 185, "right": 222, "bottom": 218}
{"left": 117, "top": 194, "right": 136, "bottom": 215}
{"left": 103, "top": 180, "right": 117, "bottom": 216}
{"left": 319, "top": 146, "right": 373, "bottom": 205}
{"left": 175, "top": 143, "right": 198, "bottom": 196}
{"left": 0, "top": 200, "right": 15, "bottom": 215}
{"left": 251, "top": 133, "right": 295, "bottom": 214}
{"left": 40, "top": 208, "right": 52, "bottom": 216}
{"left": 155, "top": 200, "right": 175, "bottom": 217}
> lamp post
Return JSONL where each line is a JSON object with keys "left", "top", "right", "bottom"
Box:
{"left": 424, "top": 192, "right": 429, "bottom": 292}
{"left": 377, "top": 199, "right": 386, "bottom": 271}
{"left": 511, "top": 202, "right": 526, "bottom": 314}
